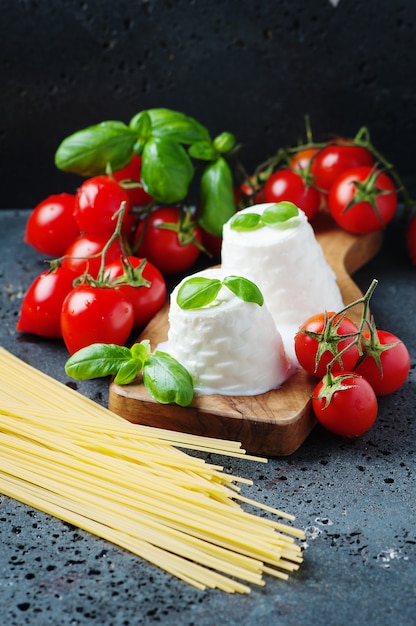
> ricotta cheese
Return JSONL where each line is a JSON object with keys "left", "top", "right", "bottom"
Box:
{"left": 221, "top": 203, "right": 344, "bottom": 363}
{"left": 164, "top": 267, "right": 293, "bottom": 396}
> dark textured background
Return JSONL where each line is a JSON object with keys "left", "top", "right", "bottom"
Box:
{"left": 1, "top": 0, "right": 416, "bottom": 208}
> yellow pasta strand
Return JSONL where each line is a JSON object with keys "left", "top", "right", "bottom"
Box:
{"left": 0, "top": 347, "right": 304, "bottom": 593}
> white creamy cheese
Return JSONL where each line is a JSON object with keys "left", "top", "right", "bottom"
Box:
{"left": 164, "top": 267, "right": 293, "bottom": 396}
{"left": 221, "top": 203, "right": 344, "bottom": 362}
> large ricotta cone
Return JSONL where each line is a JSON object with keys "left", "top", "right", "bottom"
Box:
{"left": 221, "top": 203, "right": 344, "bottom": 364}
{"left": 165, "top": 268, "right": 293, "bottom": 396}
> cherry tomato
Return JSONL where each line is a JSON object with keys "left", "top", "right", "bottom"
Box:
{"left": 16, "top": 266, "right": 77, "bottom": 338}
{"left": 311, "top": 142, "right": 375, "bottom": 192}
{"left": 239, "top": 176, "right": 265, "bottom": 204}
{"left": 112, "top": 155, "right": 153, "bottom": 207}
{"left": 294, "top": 312, "right": 360, "bottom": 378}
{"left": 62, "top": 234, "right": 123, "bottom": 278}
{"left": 289, "top": 147, "right": 319, "bottom": 172}
{"left": 355, "top": 330, "right": 410, "bottom": 396}
{"left": 263, "top": 169, "right": 321, "bottom": 221}
{"left": 104, "top": 256, "right": 166, "bottom": 328}
{"left": 74, "top": 175, "right": 132, "bottom": 235}
{"left": 61, "top": 285, "right": 134, "bottom": 354}
{"left": 134, "top": 207, "right": 202, "bottom": 275}
{"left": 24, "top": 193, "right": 79, "bottom": 257}
{"left": 312, "top": 372, "right": 378, "bottom": 438}
{"left": 328, "top": 166, "right": 397, "bottom": 234}
{"left": 406, "top": 212, "right": 416, "bottom": 265}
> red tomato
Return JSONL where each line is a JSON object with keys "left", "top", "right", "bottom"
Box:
{"left": 355, "top": 330, "right": 410, "bottom": 396}
{"left": 239, "top": 176, "right": 265, "bottom": 204}
{"left": 61, "top": 285, "right": 134, "bottom": 354}
{"left": 263, "top": 169, "right": 321, "bottom": 221}
{"left": 62, "top": 234, "right": 123, "bottom": 278}
{"left": 406, "top": 212, "right": 416, "bottom": 265}
{"left": 294, "top": 312, "right": 360, "bottom": 378}
{"left": 312, "top": 372, "right": 378, "bottom": 438}
{"left": 311, "top": 141, "right": 375, "bottom": 192}
{"left": 16, "top": 266, "right": 77, "bottom": 338}
{"left": 134, "top": 207, "right": 202, "bottom": 275}
{"left": 24, "top": 193, "right": 79, "bottom": 257}
{"left": 112, "top": 155, "right": 153, "bottom": 207}
{"left": 289, "top": 147, "right": 319, "bottom": 172}
{"left": 328, "top": 166, "right": 397, "bottom": 234}
{"left": 74, "top": 175, "right": 132, "bottom": 235}
{"left": 104, "top": 256, "right": 166, "bottom": 328}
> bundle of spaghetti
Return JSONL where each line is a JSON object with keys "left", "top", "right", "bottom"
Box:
{"left": 0, "top": 347, "right": 304, "bottom": 593}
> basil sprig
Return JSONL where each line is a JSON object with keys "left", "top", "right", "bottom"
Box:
{"left": 230, "top": 202, "right": 300, "bottom": 231}
{"left": 177, "top": 275, "right": 264, "bottom": 310}
{"left": 64, "top": 340, "right": 194, "bottom": 407}
{"left": 54, "top": 107, "right": 237, "bottom": 237}
{"left": 199, "top": 157, "right": 236, "bottom": 236}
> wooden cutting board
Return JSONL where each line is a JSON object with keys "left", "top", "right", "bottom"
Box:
{"left": 109, "top": 213, "right": 383, "bottom": 456}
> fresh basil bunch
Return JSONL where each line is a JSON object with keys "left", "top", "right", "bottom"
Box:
{"left": 55, "top": 108, "right": 237, "bottom": 237}
{"left": 176, "top": 275, "right": 264, "bottom": 310}
{"left": 230, "top": 202, "right": 300, "bottom": 231}
{"left": 65, "top": 340, "right": 194, "bottom": 407}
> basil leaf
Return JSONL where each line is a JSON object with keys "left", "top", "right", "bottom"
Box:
{"left": 143, "top": 352, "right": 194, "bottom": 406}
{"left": 145, "top": 108, "right": 210, "bottom": 144}
{"left": 130, "top": 339, "right": 151, "bottom": 362}
{"left": 64, "top": 343, "right": 133, "bottom": 380}
{"left": 113, "top": 359, "right": 142, "bottom": 385}
{"left": 132, "top": 138, "right": 146, "bottom": 156}
{"left": 176, "top": 277, "right": 222, "bottom": 310}
{"left": 199, "top": 158, "right": 236, "bottom": 237}
{"left": 188, "top": 140, "right": 219, "bottom": 161}
{"left": 223, "top": 275, "right": 264, "bottom": 306}
{"left": 213, "top": 132, "right": 236, "bottom": 154}
{"left": 141, "top": 137, "right": 194, "bottom": 203}
{"left": 229, "top": 212, "right": 262, "bottom": 231}
{"left": 55, "top": 121, "right": 137, "bottom": 176}
{"left": 128, "top": 111, "right": 152, "bottom": 137}
{"left": 262, "top": 202, "right": 299, "bottom": 227}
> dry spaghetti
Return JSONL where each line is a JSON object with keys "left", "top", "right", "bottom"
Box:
{"left": 0, "top": 346, "right": 304, "bottom": 593}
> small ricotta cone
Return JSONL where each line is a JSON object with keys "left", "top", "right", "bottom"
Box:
{"left": 165, "top": 268, "right": 293, "bottom": 396}
{"left": 221, "top": 203, "right": 344, "bottom": 364}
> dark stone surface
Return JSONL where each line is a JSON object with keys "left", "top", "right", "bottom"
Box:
{"left": 2, "top": 1, "right": 416, "bottom": 207}
{"left": 0, "top": 209, "right": 415, "bottom": 625}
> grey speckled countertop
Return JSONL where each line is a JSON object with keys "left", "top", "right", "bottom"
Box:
{"left": 0, "top": 209, "right": 415, "bottom": 626}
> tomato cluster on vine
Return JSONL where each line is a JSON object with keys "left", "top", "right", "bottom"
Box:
{"left": 237, "top": 129, "right": 402, "bottom": 235}
{"left": 294, "top": 282, "right": 411, "bottom": 438}
{"left": 18, "top": 158, "right": 208, "bottom": 353}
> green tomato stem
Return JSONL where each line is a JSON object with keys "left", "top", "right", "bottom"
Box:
{"left": 352, "top": 126, "right": 414, "bottom": 217}
{"left": 324, "top": 278, "right": 378, "bottom": 374}
{"left": 95, "top": 201, "right": 130, "bottom": 283}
